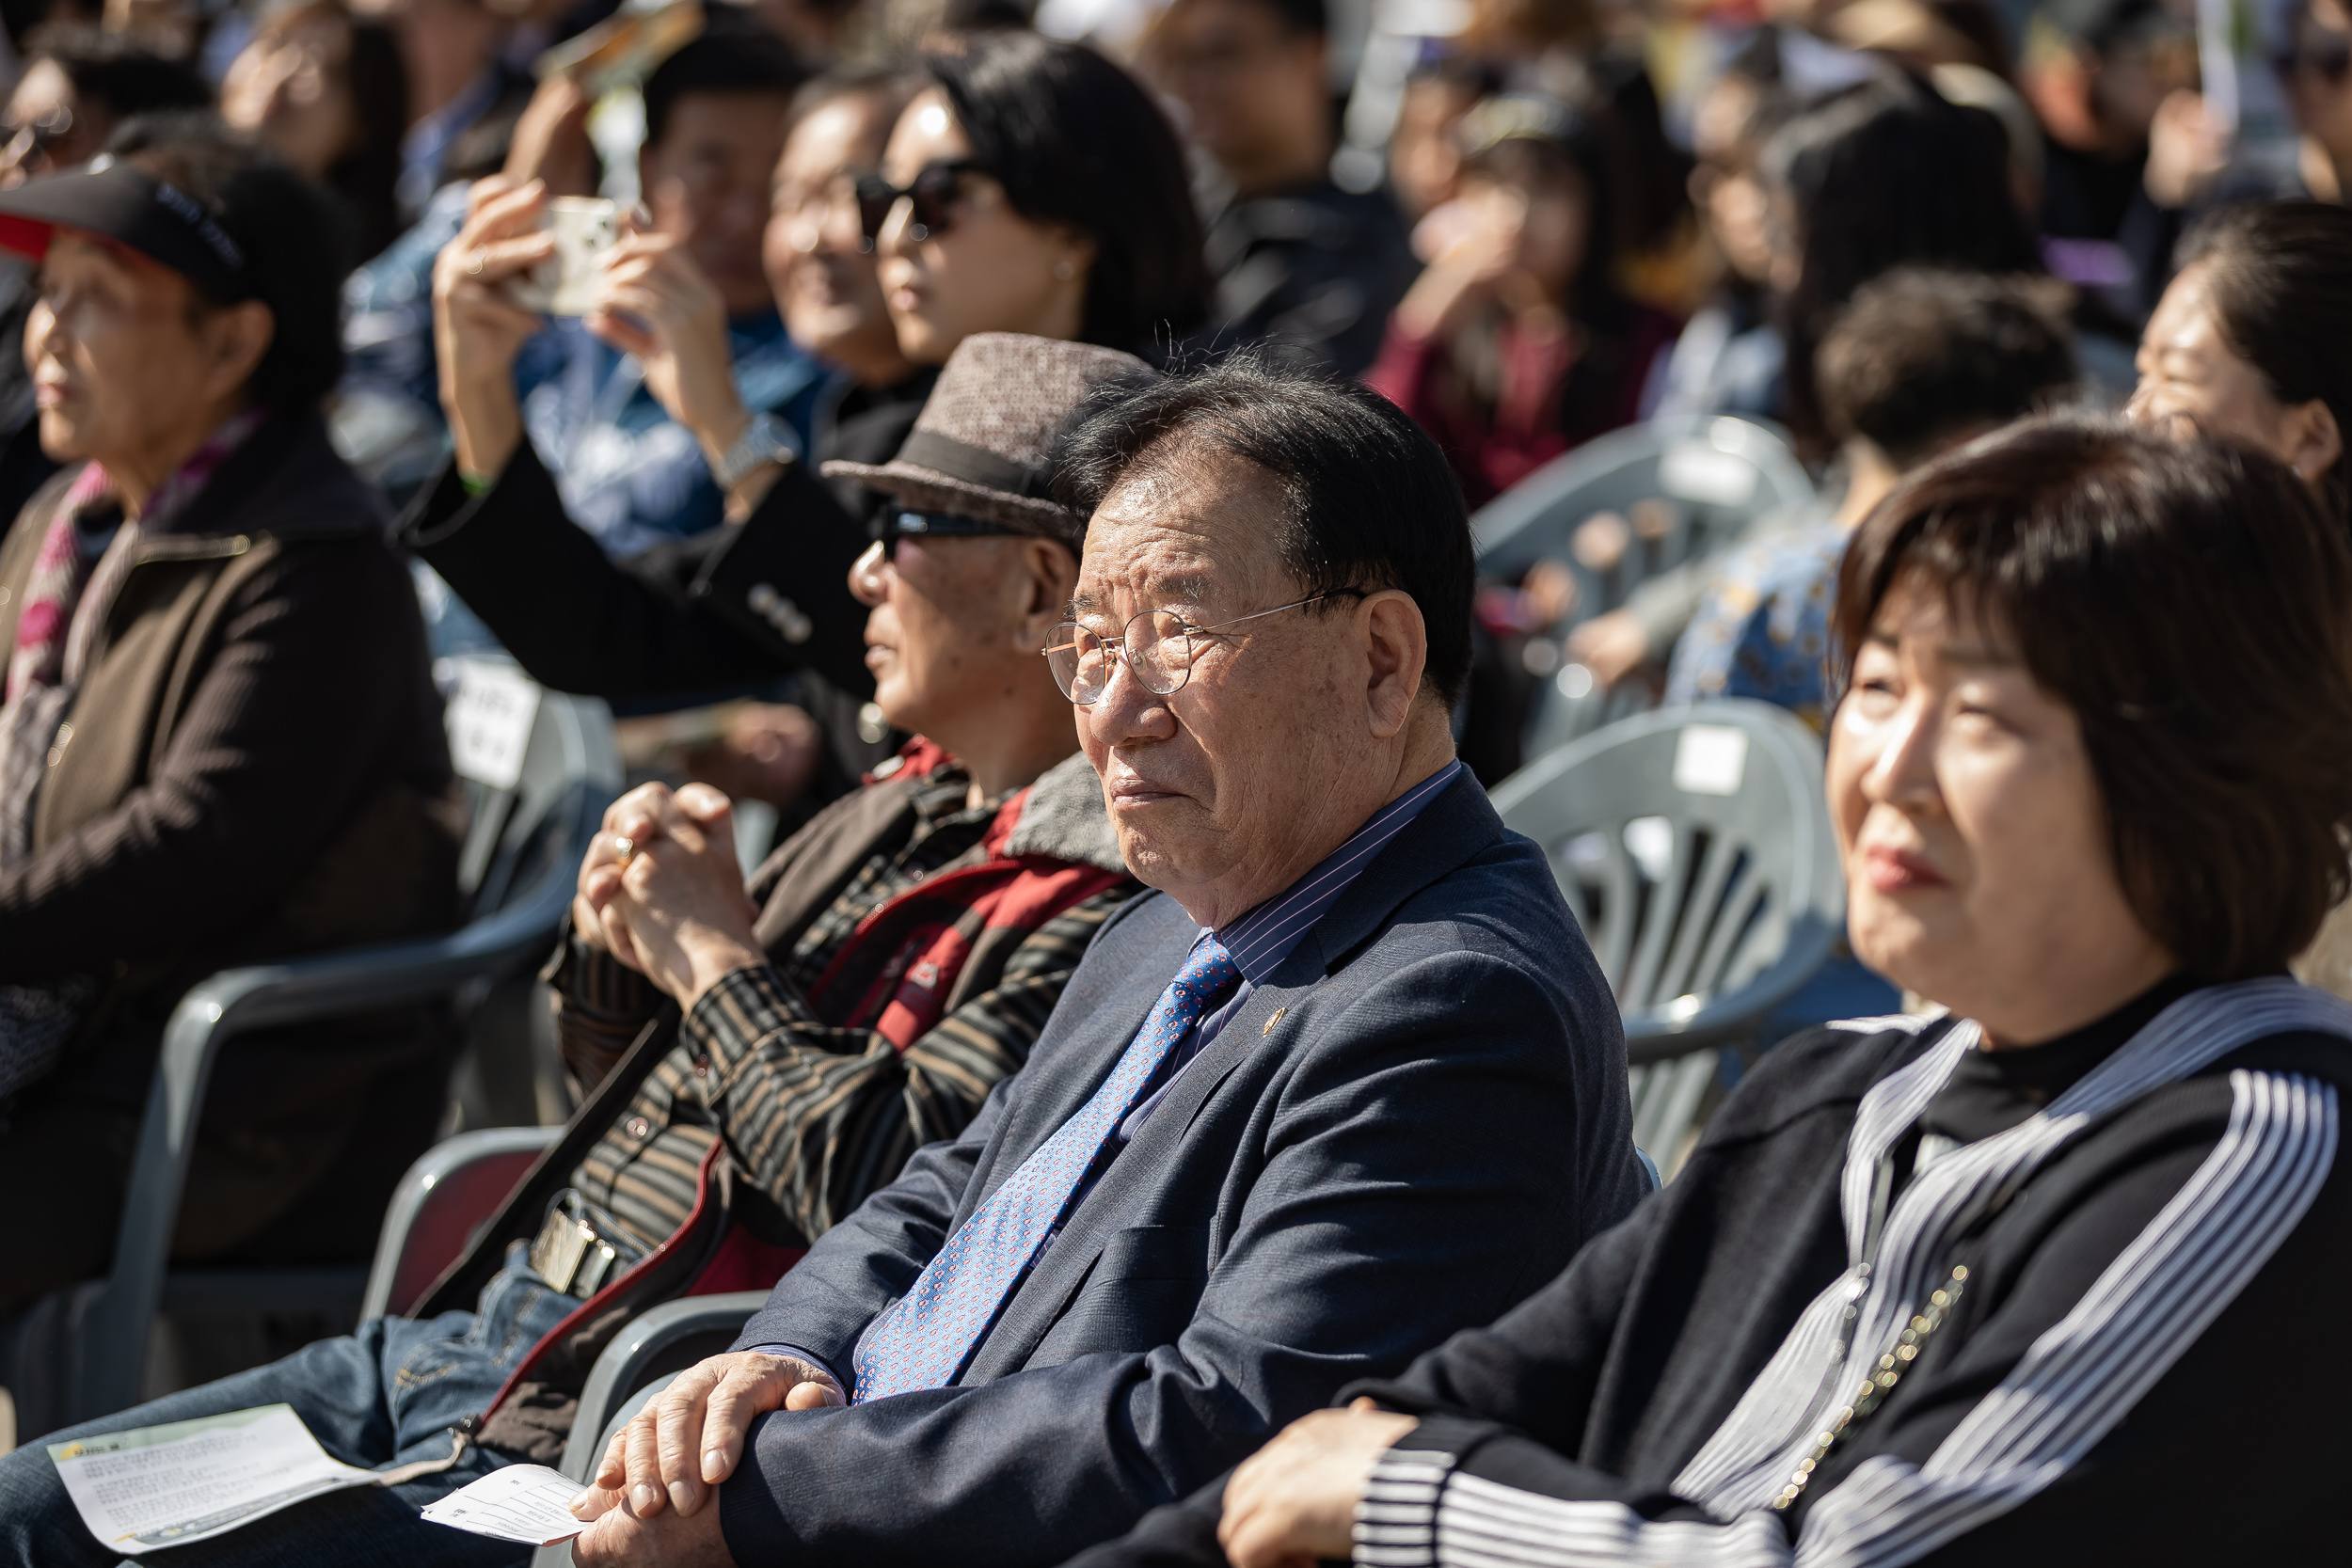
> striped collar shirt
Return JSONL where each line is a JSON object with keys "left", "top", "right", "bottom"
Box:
{"left": 1116, "top": 758, "right": 1465, "bottom": 1139}
{"left": 1214, "top": 758, "right": 1465, "bottom": 987}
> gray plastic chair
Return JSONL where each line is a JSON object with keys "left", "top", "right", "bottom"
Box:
{"left": 1489, "top": 700, "right": 1844, "bottom": 1171}
{"left": 527, "top": 1292, "right": 771, "bottom": 1568}
{"left": 353, "top": 1127, "right": 765, "bottom": 1568}
{"left": 1472, "top": 416, "right": 1816, "bottom": 758}
{"left": 32, "top": 661, "right": 619, "bottom": 1429}
{"left": 360, "top": 1123, "right": 564, "bottom": 1322}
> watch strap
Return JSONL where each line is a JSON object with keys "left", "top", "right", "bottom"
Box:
{"left": 714, "top": 413, "right": 796, "bottom": 491}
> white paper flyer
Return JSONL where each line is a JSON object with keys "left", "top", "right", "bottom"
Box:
{"left": 48, "top": 1404, "right": 382, "bottom": 1555}
{"left": 420, "top": 1464, "right": 591, "bottom": 1545}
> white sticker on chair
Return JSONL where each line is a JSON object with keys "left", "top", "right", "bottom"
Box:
{"left": 446, "top": 660, "right": 541, "bottom": 791}
{"left": 1624, "top": 816, "right": 1675, "bottom": 882}
{"left": 1659, "top": 443, "right": 1758, "bottom": 507}
{"left": 1673, "top": 724, "right": 1749, "bottom": 796}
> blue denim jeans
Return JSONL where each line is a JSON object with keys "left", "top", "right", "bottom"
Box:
{"left": 0, "top": 1247, "right": 572, "bottom": 1568}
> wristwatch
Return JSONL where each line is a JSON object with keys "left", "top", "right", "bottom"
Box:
{"left": 711, "top": 412, "right": 796, "bottom": 491}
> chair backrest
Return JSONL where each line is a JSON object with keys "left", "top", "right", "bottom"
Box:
{"left": 361, "top": 1124, "right": 563, "bottom": 1320}
{"left": 441, "top": 655, "right": 624, "bottom": 919}
{"left": 1472, "top": 414, "right": 1815, "bottom": 589}
{"left": 1489, "top": 700, "right": 1843, "bottom": 1061}
{"left": 1476, "top": 417, "right": 1817, "bottom": 757}
{"left": 43, "top": 665, "right": 621, "bottom": 1428}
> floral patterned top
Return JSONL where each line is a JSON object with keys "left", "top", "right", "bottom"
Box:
{"left": 1662, "top": 523, "right": 1851, "bottom": 730}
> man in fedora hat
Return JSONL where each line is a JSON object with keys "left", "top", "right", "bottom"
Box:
{"left": 559, "top": 354, "right": 1645, "bottom": 1568}
{"left": 0, "top": 335, "right": 1150, "bottom": 1566}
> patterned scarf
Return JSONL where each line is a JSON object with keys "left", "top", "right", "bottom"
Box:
{"left": 0, "top": 411, "right": 264, "bottom": 1100}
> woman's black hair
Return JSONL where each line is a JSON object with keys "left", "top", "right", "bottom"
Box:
{"left": 104, "top": 113, "right": 354, "bottom": 411}
{"left": 1765, "top": 70, "right": 2039, "bottom": 457}
{"left": 327, "top": 11, "right": 408, "bottom": 263}
{"left": 2172, "top": 200, "right": 2352, "bottom": 530}
{"left": 1446, "top": 102, "right": 1643, "bottom": 450}
{"left": 923, "top": 32, "right": 1210, "bottom": 357}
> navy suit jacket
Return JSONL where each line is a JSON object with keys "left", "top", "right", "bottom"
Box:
{"left": 716, "top": 769, "right": 1644, "bottom": 1565}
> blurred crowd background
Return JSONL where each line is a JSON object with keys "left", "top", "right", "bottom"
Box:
{"left": 3, "top": 0, "right": 2351, "bottom": 1446}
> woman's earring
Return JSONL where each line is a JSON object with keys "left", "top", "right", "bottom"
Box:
{"left": 1053, "top": 259, "right": 1076, "bottom": 281}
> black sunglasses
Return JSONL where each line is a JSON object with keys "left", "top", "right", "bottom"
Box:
{"left": 2278, "top": 34, "right": 2352, "bottom": 83}
{"left": 853, "top": 160, "right": 985, "bottom": 248}
{"left": 870, "top": 508, "right": 1025, "bottom": 546}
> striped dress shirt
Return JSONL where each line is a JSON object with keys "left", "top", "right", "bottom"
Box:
{"left": 1113, "top": 759, "right": 1467, "bottom": 1147}
{"left": 549, "top": 762, "right": 1133, "bottom": 1249}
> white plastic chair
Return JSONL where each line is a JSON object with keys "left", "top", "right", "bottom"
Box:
{"left": 1473, "top": 416, "right": 1816, "bottom": 758}
{"left": 1491, "top": 701, "right": 1844, "bottom": 1172}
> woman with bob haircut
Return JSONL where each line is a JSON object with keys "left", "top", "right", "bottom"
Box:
{"left": 876, "top": 29, "right": 1211, "bottom": 364}
{"left": 1070, "top": 416, "right": 2352, "bottom": 1568}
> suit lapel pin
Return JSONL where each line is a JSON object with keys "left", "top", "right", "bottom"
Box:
{"left": 1261, "top": 1006, "right": 1287, "bottom": 1037}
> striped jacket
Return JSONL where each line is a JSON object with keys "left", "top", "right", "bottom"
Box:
{"left": 548, "top": 746, "right": 1136, "bottom": 1252}
{"left": 1332, "top": 983, "right": 2349, "bottom": 1568}
{"left": 1082, "top": 980, "right": 2351, "bottom": 1568}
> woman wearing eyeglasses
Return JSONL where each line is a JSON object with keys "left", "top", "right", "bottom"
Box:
{"left": 405, "top": 36, "right": 1208, "bottom": 800}
{"left": 865, "top": 30, "right": 1210, "bottom": 365}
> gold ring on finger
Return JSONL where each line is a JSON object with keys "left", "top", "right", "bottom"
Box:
{"left": 612, "top": 834, "right": 635, "bottom": 868}
{"left": 467, "top": 249, "right": 488, "bottom": 276}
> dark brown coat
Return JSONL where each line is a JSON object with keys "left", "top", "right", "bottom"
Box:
{"left": 0, "top": 411, "right": 462, "bottom": 1307}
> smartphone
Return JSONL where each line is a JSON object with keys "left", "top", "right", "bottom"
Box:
{"left": 508, "top": 197, "right": 618, "bottom": 316}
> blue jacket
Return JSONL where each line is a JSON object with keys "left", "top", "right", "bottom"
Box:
{"left": 715, "top": 768, "right": 1645, "bottom": 1564}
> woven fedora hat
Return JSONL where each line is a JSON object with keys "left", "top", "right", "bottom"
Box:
{"left": 824, "top": 333, "right": 1154, "bottom": 546}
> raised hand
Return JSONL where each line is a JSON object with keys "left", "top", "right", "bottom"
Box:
{"left": 433, "top": 177, "right": 557, "bottom": 480}
{"left": 584, "top": 230, "right": 754, "bottom": 478}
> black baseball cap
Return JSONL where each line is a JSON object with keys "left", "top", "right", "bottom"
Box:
{"left": 0, "top": 157, "right": 250, "bottom": 300}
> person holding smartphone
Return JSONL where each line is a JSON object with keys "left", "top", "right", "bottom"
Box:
{"left": 404, "top": 33, "right": 1210, "bottom": 789}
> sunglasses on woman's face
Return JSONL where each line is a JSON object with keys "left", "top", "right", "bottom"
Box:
{"left": 854, "top": 160, "right": 985, "bottom": 248}
{"left": 2279, "top": 33, "right": 2352, "bottom": 84}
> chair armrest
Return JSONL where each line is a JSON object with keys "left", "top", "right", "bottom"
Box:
{"left": 559, "top": 1292, "right": 772, "bottom": 1481}
{"left": 362, "top": 1126, "right": 565, "bottom": 1321}
{"left": 1622, "top": 907, "right": 1843, "bottom": 1059}
{"left": 67, "top": 841, "right": 581, "bottom": 1424}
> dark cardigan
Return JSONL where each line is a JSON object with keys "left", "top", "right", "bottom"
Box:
{"left": 1076, "top": 992, "right": 2352, "bottom": 1567}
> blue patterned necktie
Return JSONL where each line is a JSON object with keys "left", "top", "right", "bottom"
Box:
{"left": 851, "top": 932, "right": 1241, "bottom": 1402}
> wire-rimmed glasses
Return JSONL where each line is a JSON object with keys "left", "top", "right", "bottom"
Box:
{"left": 1042, "top": 592, "right": 1363, "bottom": 705}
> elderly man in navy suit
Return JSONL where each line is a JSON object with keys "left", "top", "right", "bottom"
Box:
{"left": 565, "top": 354, "right": 1645, "bottom": 1567}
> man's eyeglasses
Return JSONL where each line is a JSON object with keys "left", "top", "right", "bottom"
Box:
{"left": 1043, "top": 592, "right": 1365, "bottom": 705}
{"left": 854, "top": 160, "right": 985, "bottom": 247}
